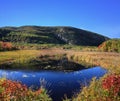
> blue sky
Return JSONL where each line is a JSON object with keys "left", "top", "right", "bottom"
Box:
{"left": 0, "top": 0, "right": 120, "bottom": 38}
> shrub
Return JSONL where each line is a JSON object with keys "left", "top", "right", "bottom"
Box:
{"left": 102, "top": 74, "right": 120, "bottom": 96}
{"left": 0, "top": 41, "right": 16, "bottom": 51}
{"left": 0, "top": 78, "right": 52, "bottom": 101}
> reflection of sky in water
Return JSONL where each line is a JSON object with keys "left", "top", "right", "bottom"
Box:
{"left": 0, "top": 67, "right": 107, "bottom": 101}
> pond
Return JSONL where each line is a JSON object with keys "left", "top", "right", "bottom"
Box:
{"left": 0, "top": 67, "right": 107, "bottom": 101}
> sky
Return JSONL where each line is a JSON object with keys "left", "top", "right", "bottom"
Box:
{"left": 0, "top": 0, "right": 120, "bottom": 38}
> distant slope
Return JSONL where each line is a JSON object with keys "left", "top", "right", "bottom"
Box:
{"left": 0, "top": 26, "right": 109, "bottom": 46}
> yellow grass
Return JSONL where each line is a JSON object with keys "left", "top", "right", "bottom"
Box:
{"left": 0, "top": 50, "right": 40, "bottom": 64}
{"left": 67, "top": 51, "right": 120, "bottom": 73}
{"left": 0, "top": 49, "right": 120, "bottom": 72}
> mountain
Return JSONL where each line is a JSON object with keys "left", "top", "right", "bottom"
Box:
{"left": 0, "top": 26, "right": 109, "bottom": 46}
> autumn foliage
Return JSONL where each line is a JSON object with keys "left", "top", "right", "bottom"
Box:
{"left": 0, "top": 78, "right": 52, "bottom": 101}
{"left": 102, "top": 74, "right": 120, "bottom": 96}
{"left": 98, "top": 39, "right": 120, "bottom": 52}
{"left": 0, "top": 79, "right": 28, "bottom": 100}
{"left": 0, "top": 41, "right": 14, "bottom": 51}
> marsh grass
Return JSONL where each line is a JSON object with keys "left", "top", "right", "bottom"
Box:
{"left": 0, "top": 49, "right": 120, "bottom": 71}
{"left": 66, "top": 51, "right": 120, "bottom": 73}
{"left": 0, "top": 50, "right": 40, "bottom": 69}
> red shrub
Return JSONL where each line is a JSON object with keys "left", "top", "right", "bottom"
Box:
{"left": 0, "top": 79, "right": 28, "bottom": 100}
{"left": 102, "top": 74, "right": 120, "bottom": 96}
{"left": 2, "top": 42, "right": 12, "bottom": 50}
{"left": 0, "top": 41, "right": 13, "bottom": 51}
{"left": 0, "top": 79, "right": 43, "bottom": 100}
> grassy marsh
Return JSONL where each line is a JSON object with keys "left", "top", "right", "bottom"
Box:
{"left": 0, "top": 48, "right": 120, "bottom": 101}
{"left": 0, "top": 49, "right": 120, "bottom": 72}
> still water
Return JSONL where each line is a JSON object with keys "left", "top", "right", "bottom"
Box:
{"left": 0, "top": 67, "right": 107, "bottom": 101}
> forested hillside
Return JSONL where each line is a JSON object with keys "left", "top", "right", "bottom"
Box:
{"left": 0, "top": 26, "right": 109, "bottom": 46}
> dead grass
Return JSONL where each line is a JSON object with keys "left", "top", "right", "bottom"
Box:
{"left": 66, "top": 51, "right": 120, "bottom": 72}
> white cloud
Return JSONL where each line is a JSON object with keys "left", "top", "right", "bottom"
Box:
{"left": 22, "top": 74, "right": 29, "bottom": 78}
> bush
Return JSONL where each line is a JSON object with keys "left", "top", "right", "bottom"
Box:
{"left": 102, "top": 74, "right": 120, "bottom": 96}
{"left": 0, "top": 41, "right": 16, "bottom": 51}
{"left": 0, "top": 78, "right": 52, "bottom": 101}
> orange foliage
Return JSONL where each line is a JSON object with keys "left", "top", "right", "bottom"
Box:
{"left": 0, "top": 79, "right": 27, "bottom": 100}
{"left": 0, "top": 79, "right": 43, "bottom": 100}
{"left": 0, "top": 41, "right": 13, "bottom": 51}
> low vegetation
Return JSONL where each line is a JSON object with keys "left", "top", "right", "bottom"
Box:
{"left": 0, "top": 78, "right": 52, "bottom": 101}
{"left": 0, "top": 49, "right": 120, "bottom": 71}
{"left": 0, "top": 41, "right": 16, "bottom": 51}
{"left": 98, "top": 39, "right": 120, "bottom": 52}
{"left": 0, "top": 48, "right": 120, "bottom": 100}
{"left": 0, "top": 50, "right": 40, "bottom": 69}
{"left": 65, "top": 74, "right": 120, "bottom": 101}
{"left": 67, "top": 51, "right": 120, "bottom": 73}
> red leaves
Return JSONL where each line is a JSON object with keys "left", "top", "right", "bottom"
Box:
{"left": 0, "top": 41, "right": 13, "bottom": 51}
{"left": 0, "top": 79, "right": 43, "bottom": 100}
{"left": 0, "top": 79, "right": 28, "bottom": 100}
{"left": 2, "top": 42, "right": 12, "bottom": 50}
{"left": 102, "top": 74, "right": 120, "bottom": 96}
